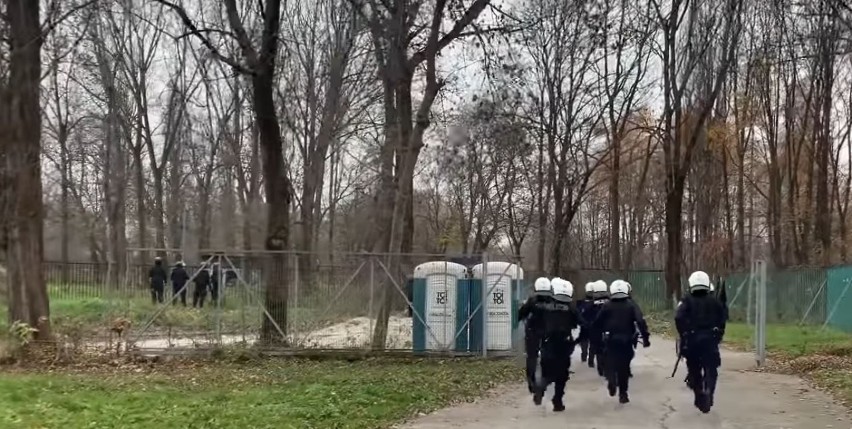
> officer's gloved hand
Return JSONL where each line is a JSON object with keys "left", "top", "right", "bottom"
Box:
{"left": 642, "top": 338, "right": 651, "bottom": 348}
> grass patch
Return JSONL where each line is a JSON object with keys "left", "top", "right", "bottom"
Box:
{"left": 0, "top": 284, "right": 356, "bottom": 341}
{"left": 0, "top": 358, "right": 522, "bottom": 429}
{"left": 722, "top": 322, "right": 852, "bottom": 358}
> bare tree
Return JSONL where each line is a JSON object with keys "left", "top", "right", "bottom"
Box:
{"left": 159, "top": 0, "right": 294, "bottom": 341}
{"left": 0, "top": 0, "right": 51, "bottom": 337}
{"left": 651, "top": 0, "right": 743, "bottom": 301}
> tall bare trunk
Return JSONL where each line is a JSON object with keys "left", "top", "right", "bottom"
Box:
{"left": 3, "top": 0, "right": 51, "bottom": 338}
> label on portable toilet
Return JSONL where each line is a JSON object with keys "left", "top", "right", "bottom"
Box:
{"left": 425, "top": 278, "right": 456, "bottom": 350}
{"left": 486, "top": 283, "right": 512, "bottom": 350}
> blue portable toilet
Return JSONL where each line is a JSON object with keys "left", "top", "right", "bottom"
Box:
{"left": 411, "top": 261, "right": 469, "bottom": 353}
{"left": 468, "top": 262, "right": 524, "bottom": 352}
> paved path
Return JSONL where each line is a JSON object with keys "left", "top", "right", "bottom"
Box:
{"left": 401, "top": 339, "right": 850, "bottom": 429}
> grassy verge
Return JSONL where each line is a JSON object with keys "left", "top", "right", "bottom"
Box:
{"left": 0, "top": 357, "right": 522, "bottom": 429}
{"left": 722, "top": 322, "right": 852, "bottom": 358}
{"left": 0, "top": 286, "right": 357, "bottom": 342}
{"left": 717, "top": 322, "right": 852, "bottom": 407}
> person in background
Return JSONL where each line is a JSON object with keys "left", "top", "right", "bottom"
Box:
{"left": 193, "top": 263, "right": 211, "bottom": 308}
{"left": 675, "top": 270, "right": 727, "bottom": 413}
{"left": 171, "top": 261, "right": 190, "bottom": 307}
{"left": 593, "top": 279, "right": 650, "bottom": 404}
{"left": 149, "top": 257, "right": 167, "bottom": 304}
{"left": 532, "top": 278, "right": 583, "bottom": 412}
{"left": 577, "top": 282, "right": 595, "bottom": 363}
{"left": 584, "top": 280, "right": 609, "bottom": 376}
{"left": 518, "top": 277, "right": 554, "bottom": 393}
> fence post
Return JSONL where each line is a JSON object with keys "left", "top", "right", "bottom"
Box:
{"left": 481, "top": 252, "right": 489, "bottom": 358}
{"left": 755, "top": 260, "right": 767, "bottom": 367}
{"left": 293, "top": 252, "right": 300, "bottom": 313}
{"left": 369, "top": 256, "right": 375, "bottom": 345}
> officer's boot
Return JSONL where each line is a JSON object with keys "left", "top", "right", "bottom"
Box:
{"left": 618, "top": 374, "right": 630, "bottom": 404}
{"left": 596, "top": 353, "right": 606, "bottom": 377}
{"left": 533, "top": 377, "right": 546, "bottom": 406}
{"left": 605, "top": 362, "right": 617, "bottom": 397}
{"left": 552, "top": 381, "right": 566, "bottom": 412}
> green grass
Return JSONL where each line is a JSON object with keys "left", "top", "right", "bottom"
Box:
{"left": 722, "top": 322, "right": 852, "bottom": 358}
{"left": 0, "top": 358, "right": 521, "bottom": 429}
{"left": 0, "top": 284, "right": 353, "bottom": 340}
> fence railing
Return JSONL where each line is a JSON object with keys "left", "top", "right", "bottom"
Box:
{"left": 5, "top": 258, "right": 852, "bottom": 357}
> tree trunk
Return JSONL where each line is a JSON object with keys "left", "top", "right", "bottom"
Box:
{"left": 665, "top": 173, "right": 686, "bottom": 303}
{"left": 3, "top": 0, "right": 51, "bottom": 338}
{"left": 254, "top": 67, "right": 291, "bottom": 342}
{"left": 609, "top": 134, "right": 621, "bottom": 269}
{"left": 59, "top": 124, "right": 70, "bottom": 282}
{"left": 152, "top": 170, "right": 167, "bottom": 255}
{"left": 133, "top": 148, "right": 147, "bottom": 262}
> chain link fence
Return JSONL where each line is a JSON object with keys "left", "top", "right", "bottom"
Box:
{"left": 2, "top": 251, "right": 530, "bottom": 357}
{"left": 4, "top": 255, "right": 852, "bottom": 358}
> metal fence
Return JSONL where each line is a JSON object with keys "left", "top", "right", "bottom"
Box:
{"left": 5, "top": 255, "right": 852, "bottom": 358}
{"left": 3, "top": 251, "right": 529, "bottom": 357}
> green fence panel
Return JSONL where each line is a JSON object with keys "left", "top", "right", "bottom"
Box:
{"left": 625, "top": 271, "right": 667, "bottom": 313}
{"left": 827, "top": 266, "right": 852, "bottom": 332}
{"left": 768, "top": 268, "right": 825, "bottom": 325}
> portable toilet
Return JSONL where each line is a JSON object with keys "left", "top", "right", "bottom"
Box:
{"left": 469, "top": 262, "right": 524, "bottom": 351}
{"left": 411, "top": 261, "right": 469, "bottom": 353}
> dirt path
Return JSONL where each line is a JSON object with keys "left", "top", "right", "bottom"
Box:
{"left": 400, "top": 339, "right": 849, "bottom": 429}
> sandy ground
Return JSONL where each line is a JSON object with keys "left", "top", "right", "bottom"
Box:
{"left": 400, "top": 338, "right": 851, "bottom": 429}
{"left": 119, "top": 315, "right": 414, "bottom": 350}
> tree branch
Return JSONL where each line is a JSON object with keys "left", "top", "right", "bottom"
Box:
{"left": 152, "top": 0, "right": 255, "bottom": 75}
{"left": 223, "top": 0, "right": 261, "bottom": 67}
{"left": 408, "top": 0, "right": 492, "bottom": 69}
{"left": 40, "top": 0, "right": 98, "bottom": 38}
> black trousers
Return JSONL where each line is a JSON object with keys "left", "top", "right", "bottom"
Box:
{"left": 684, "top": 333, "right": 721, "bottom": 410}
{"left": 537, "top": 338, "right": 574, "bottom": 402}
{"left": 524, "top": 331, "right": 542, "bottom": 387}
{"left": 579, "top": 327, "right": 589, "bottom": 361}
{"left": 210, "top": 283, "right": 219, "bottom": 303}
{"left": 588, "top": 338, "right": 605, "bottom": 376}
{"left": 172, "top": 283, "right": 187, "bottom": 306}
{"left": 193, "top": 284, "right": 208, "bottom": 308}
{"left": 604, "top": 337, "right": 635, "bottom": 396}
{"left": 150, "top": 285, "right": 164, "bottom": 304}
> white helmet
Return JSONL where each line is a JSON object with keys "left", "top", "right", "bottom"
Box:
{"left": 710, "top": 283, "right": 715, "bottom": 292}
{"left": 584, "top": 282, "right": 595, "bottom": 293}
{"left": 534, "top": 277, "right": 552, "bottom": 295}
{"left": 688, "top": 271, "right": 711, "bottom": 292}
{"left": 592, "top": 280, "right": 608, "bottom": 293}
{"left": 610, "top": 279, "right": 630, "bottom": 299}
{"left": 552, "top": 278, "right": 574, "bottom": 302}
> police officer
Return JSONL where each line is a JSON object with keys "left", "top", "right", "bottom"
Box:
{"left": 583, "top": 280, "right": 609, "bottom": 376}
{"left": 518, "top": 277, "right": 554, "bottom": 393}
{"left": 593, "top": 279, "right": 650, "bottom": 404}
{"left": 171, "top": 261, "right": 190, "bottom": 306}
{"left": 532, "top": 278, "right": 583, "bottom": 412}
{"left": 682, "top": 281, "right": 719, "bottom": 387}
{"left": 149, "top": 257, "right": 167, "bottom": 304}
{"left": 624, "top": 282, "right": 639, "bottom": 377}
{"left": 577, "top": 282, "right": 594, "bottom": 363}
{"left": 675, "top": 271, "right": 726, "bottom": 413}
{"left": 193, "top": 263, "right": 211, "bottom": 308}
